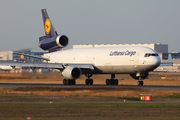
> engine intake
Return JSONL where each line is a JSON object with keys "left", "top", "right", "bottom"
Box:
{"left": 62, "top": 67, "right": 82, "bottom": 79}
{"left": 39, "top": 35, "right": 68, "bottom": 51}
{"left": 56, "top": 35, "right": 68, "bottom": 47}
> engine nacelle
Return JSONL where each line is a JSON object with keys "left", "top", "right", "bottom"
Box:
{"left": 39, "top": 35, "right": 68, "bottom": 51}
{"left": 62, "top": 67, "right": 82, "bottom": 79}
{"left": 130, "top": 72, "right": 149, "bottom": 80}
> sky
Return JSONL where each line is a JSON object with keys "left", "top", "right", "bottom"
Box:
{"left": 0, "top": 0, "right": 180, "bottom": 52}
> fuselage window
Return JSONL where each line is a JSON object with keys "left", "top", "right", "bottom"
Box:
{"left": 144, "top": 53, "right": 159, "bottom": 57}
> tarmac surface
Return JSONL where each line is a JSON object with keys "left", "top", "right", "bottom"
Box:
{"left": 0, "top": 83, "right": 180, "bottom": 91}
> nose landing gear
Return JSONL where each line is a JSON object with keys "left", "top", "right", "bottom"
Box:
{"left": 137, "top": 80, "right": 144, "bottom": 86}
{"left": 137, "top": 73, "right": 144, "bottom": 86}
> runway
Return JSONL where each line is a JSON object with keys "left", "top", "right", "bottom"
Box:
{"left": 0, "top": 83, "right": 180, "bottom": 91}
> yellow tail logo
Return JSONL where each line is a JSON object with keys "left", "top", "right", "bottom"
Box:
{"left": 45, "top": 19, "right": 51, "bottom": 34}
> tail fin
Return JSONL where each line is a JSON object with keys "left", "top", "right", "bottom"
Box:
{"left": 39, "top": 9, "right": 69, "bottom": 52}
{"left": 41, "top": 9, "right": 57, "bottom": 38}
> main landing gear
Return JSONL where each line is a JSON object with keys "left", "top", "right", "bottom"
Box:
{"left": 106, "top": 74, "right": 118, "bottom": 85}
{"left": 85, "top": 74, "right": 93, "bottom": 85}
{"left": 63, "top": 79, "right": 76, "bottom": 85}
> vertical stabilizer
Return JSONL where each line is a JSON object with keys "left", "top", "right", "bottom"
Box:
{"left": 39, "top": 9, "right": 69, "bottom": 52}
{"left": 41, "top": 9, "right": 57, "bottom": 37}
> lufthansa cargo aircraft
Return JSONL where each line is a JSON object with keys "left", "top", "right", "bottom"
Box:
{"left": 0, "top": 9, "right": 172, "bottom": 86}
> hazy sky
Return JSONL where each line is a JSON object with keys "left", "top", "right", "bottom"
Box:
{"left": 0, "top": 0, "right": 180, "bottom": 52}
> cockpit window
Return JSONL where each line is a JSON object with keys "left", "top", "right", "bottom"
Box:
{"left": 144, "top": 53, "right": 159, "bottom": 57}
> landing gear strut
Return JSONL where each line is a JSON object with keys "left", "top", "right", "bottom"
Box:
{"left": 137, "top": 75, "right": 143, "bottom": 86}
{"left": 63, "top": 79, "right": 76, "bottom": 85}
{"left": 106, "top": 74, "right": 118, "bottom": 85}
{"left": 85, "top": 74, "right": 93, "bottom": 85}
{"left": 137, "top": 81, "right": 143, "bottom": 86}
{"left": 136, "top": 73, "right": 144, "bottom": 86}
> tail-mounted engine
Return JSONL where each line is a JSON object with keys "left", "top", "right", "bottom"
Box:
{"left": 62, "top": 66, "right": 82, "bottom": 79}
{"left": 39, "top": 35, "right": 68, "bottom": 51}
{"left": 130, "top": 72, "right": 149, "bottom": 80}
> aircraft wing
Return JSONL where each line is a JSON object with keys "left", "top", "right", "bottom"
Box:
{"left": 0, "top": 61, "right": 94, "bottom": 70}
{"left": 160, "top": 62, "right": 173, "bottom": 66}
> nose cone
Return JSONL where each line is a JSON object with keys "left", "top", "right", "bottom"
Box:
{"left": 148, "top": 56, "right": 161, "bottom": 70}
{"left": 147, "top": 56, "right": 161, "bottom": 71}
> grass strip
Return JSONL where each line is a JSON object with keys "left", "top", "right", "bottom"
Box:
{"left": 0, "top": 103, "right": 180, "bottom": 119}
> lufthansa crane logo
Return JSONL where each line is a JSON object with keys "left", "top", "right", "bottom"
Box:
{"left": 45, "top": 19, "right": 51, "bottom": 34}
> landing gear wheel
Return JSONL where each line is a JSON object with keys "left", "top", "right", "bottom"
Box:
{"left": 114, "top": 79, "right": 118, "bottom": 85}
{"left": 109, "top": 79, "right": 114, "bottom": 85}
{"left": 90, "top": 79, "right": 93, "bottom": 85}
{"left": 72, "top": 79, "right": 76, "bottom": 85}
{"left": 85, "top": 79, "right": 89, "bottom": 85}
{"left": 70, "top": 79, "right": 76, "bottom": 85}
{"left": 63, "top": 79, "right": 76, "bottom": 85}
{"left": 106, "top": 79, "right": 110, "bottom": 85}
{"left": 105, "top": 74, "right": 119, "bottom": 85}
{"left": 137, "top": 81, "right": 143, "bottom": 86}
{"left": 85, "top": 73, "right": 93, "bottom": 85}
{"left": 85, "top": 79, "right": 93, "bottom": 85}
{"left": 63, "top": 79, "right": 67, "bottom": 85}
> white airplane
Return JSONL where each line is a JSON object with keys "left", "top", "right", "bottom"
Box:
{"left": 0, "top": 65, "right": 14, "bottom": 71}
{"left": 0, "top": 9, "right": 172, "bottom": 86}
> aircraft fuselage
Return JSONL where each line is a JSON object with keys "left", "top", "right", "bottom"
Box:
{"left": 46, "top": 46, "right": 161, "bottom": 74}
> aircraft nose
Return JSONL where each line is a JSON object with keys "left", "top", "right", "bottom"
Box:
{"left": 145, "top": 56, "right": 161, "bottom": 71}
{"left": 150, "top": 56, "right": 161, "bottom": 67}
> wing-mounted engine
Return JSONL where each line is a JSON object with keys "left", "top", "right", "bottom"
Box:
{"left": 39, "top": 35, "right": 68, "bottom": 51}
{"left": 62, "top": 66, "right": 82, "bottom": 79}
{"left": 130, "top": 72, "right": 149, "bottom": 80}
